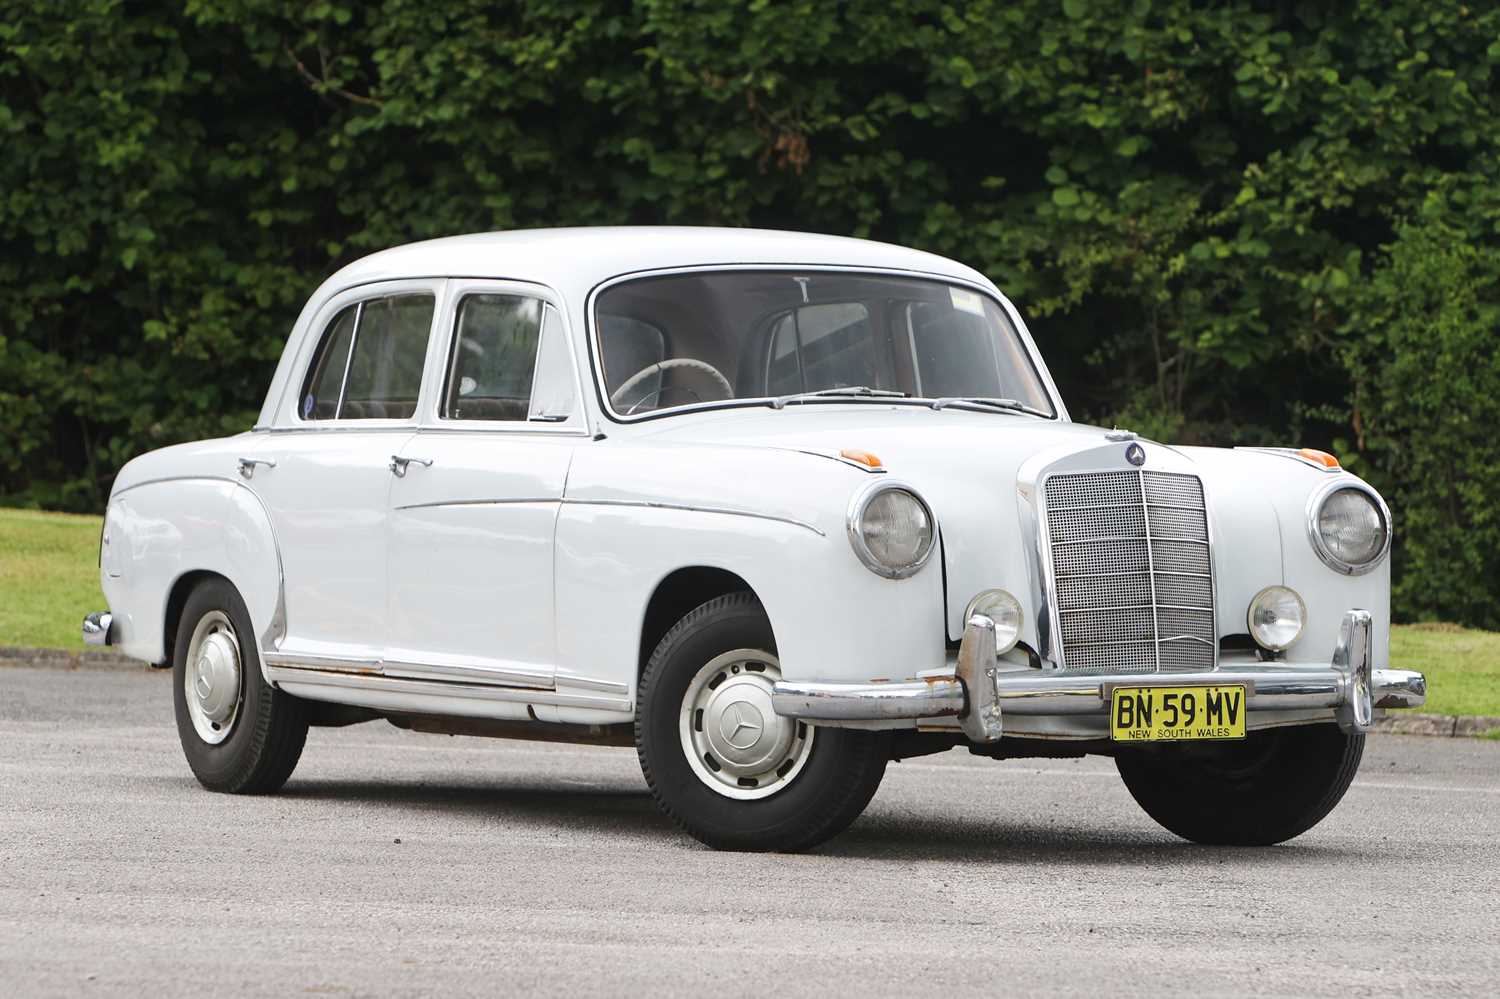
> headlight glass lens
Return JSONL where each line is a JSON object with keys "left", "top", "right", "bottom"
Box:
{"left": 853, "top": 487, "right": 934, "bottom": 577}
{"left": 1317, "top": 487, "right": 1386, "bottom": 567}
{"left": 1247, "top": 586, "right": 1306, "bottom": 652}
{"left": 965, "top": 589, "right": 1023, "bottom": 654}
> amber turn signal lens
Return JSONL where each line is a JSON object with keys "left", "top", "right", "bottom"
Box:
{"left": 840, "top": 448, "right": 883, "bottom": 469}
{"left": 1297, "top": 448, "right": 1340, "bottom": 470}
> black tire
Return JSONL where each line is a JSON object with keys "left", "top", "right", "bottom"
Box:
{"left": 1115, "top": 723, "right": 1364, "bottom": 845}
{"left": 636, "top": 592, "right": 889, "bottom": 852}
{"left": 172, "top": 578, "right": 309, "bottom": 793}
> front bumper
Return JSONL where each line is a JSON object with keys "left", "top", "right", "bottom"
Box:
{"left": 770, "top": 609, "right": 1427, "bottom": 743}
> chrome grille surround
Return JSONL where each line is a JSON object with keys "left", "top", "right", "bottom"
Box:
{"left": 1042, "top": 469, "right": 1217, "bottom": 674}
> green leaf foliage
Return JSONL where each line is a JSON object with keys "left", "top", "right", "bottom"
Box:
{"left": 2, "top": 1, "right": 1497, "bottom": 624}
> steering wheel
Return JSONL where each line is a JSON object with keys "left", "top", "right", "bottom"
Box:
{"left": 610, "top": 358, "right": 734, "bottom": 413}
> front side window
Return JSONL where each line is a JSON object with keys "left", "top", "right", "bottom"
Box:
{"left": 300, "top": 293, "right": 435, "bottom": 421}
{"left": 441, "top": 294, "right": 579, "bottom": 424}
{"left": 594, "top": 271, "right": 1054, "bottom": 419}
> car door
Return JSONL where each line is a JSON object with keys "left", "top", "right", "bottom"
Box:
{"left": 384, "top": 281, "right": 586, "bottom": 688}
{"left": 246, "top": 280, "right": 445, "bottom": 669}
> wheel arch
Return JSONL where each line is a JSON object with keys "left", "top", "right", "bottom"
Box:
{"left": 638, "top": 566, "right": 767, "bottom": 676}
{"left": 163, "top": 569, "right": 234, "bottom": 666}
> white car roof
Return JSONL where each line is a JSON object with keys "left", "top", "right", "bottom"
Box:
{"left": 257, "top": 227, "right": 1013, "bottom": 429}
{"left": 321, "top": 226, "right": 996, "bottom": 295}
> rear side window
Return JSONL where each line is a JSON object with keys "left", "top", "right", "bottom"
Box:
{"left": 301, "top": 306, "right": 357, "bottom": 420}
{"left": 299, "top": 294, "right": 435, "bottom": 421}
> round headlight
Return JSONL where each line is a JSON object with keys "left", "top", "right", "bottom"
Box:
{"left": 847, "top": 484, "right": 935, "bottom": 578}
{"left": 964, "top": 589, "right": 1023, "bottom": 655}
{"left": 1309, "top": 483, "right": 1390, "bottom": 574}
{"left": 1247, "top": 585, "right": 1306, "bottom": 652}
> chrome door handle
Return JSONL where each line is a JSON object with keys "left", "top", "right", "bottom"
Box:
{"left": 237, "top": 457, "right": 277, "bottom": 479}
{"left": 389, "top": 455, "right": 433, "bottom": 477}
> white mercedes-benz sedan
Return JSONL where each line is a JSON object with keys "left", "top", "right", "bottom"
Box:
{"left": 84, "top": 227, "right": 1426, "bottom": 850}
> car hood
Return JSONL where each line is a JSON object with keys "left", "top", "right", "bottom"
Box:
{"left": 628, "top": 405, "right": 1288, "bottom": 649}
{"left": 630, "top": 404, "right": 1111, "bottom": 469}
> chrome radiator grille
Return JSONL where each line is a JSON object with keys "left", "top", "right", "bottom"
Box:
{"left": 1044, "top": 470, "right": 1215, "bottom": 674}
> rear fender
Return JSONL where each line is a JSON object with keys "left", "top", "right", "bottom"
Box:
{"left": 102, "top": 477, "right": 284, "bottom": 668}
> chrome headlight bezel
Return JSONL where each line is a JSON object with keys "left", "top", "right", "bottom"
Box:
{"left": 845, "top": 481, "right": 936, "bottom": 579}
{"left": 1305, "top": 478, "right": 1392, "bottom": 576}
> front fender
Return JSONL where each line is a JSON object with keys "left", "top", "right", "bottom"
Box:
{"left": 555, "top": 444, "right": 948, "bottom": 697}
{"left": 1182, "top": 447, "right": 1392, "bottom": 667}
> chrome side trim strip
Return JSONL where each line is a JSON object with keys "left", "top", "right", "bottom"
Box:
{"left": 262, "top": 651, "right": 381, "bottom": 671}
{"left": 565, "top": 498, "right": 825, "bottom": 537}
{"left": 391, "top": 495, "right": 825, "bottom": 536}
{"left": 555, "top": 674, "right": 631, "bottom": 695}
{"left": 263, "top": 653, "right": 631, "bottom": 700}
{"left": 394, "top": 497, "right": 556, "bottom": 512}
{"left": 263, "top": 665, "right": 631, "bottom": 712}
{"left": 380, "top": 658, "right": 553, "bottom": 690}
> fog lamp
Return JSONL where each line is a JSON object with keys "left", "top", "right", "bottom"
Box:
{"left": 1248, "top": 586, "right": 1306, "bottom": 652}
{"left": 964, "top": 589, "right": 1023, "bottom": 655}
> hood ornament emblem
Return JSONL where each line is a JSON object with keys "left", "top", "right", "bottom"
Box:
{"left": 1125, "top": 443, "right": 1146, "bottom": 466}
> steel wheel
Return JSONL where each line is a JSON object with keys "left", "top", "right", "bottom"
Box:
{"left": 182, "top": 609, "right": 243, "bottom": 745}
{"left": 678, "top": 649, "right": 815, "bottom": 800}
{"left": 637, "top": 592, "right": 889, "bottom": 850}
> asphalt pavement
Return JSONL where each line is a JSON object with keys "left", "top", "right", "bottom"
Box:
{"left": 2, "top": 666, "right": 1497, "bottom": 997}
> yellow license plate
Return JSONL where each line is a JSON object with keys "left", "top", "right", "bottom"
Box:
{"left": 1110, "top": 685, "right": 1247, "bottom": 742}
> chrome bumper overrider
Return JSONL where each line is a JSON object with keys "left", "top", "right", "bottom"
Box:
{"left": 770, "top": 609, "right": 1427, "bottom": 744}
{"left": 82, "top": 611, "right": 114, "bottom": 647}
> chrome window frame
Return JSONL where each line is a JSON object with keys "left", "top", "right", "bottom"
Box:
{"left": 419, "top": 277, "right": 591, "bottom": 437}
{"left": 274, "top": 277, "right": 449, "bottom": 432}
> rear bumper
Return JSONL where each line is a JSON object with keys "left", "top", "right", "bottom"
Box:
{"left": 82, "top": 611, "right": 114, "bottom": 647}
{"left": 770, "top": 609, "right": 1426, "bottom": 743}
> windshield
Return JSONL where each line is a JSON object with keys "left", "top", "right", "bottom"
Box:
{"left": 594, "top": 270, "right": 1056, "bottom": 418}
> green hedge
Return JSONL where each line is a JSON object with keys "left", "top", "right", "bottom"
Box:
{"left": 3, "top": 1, "right": 1497, "bottom": 626}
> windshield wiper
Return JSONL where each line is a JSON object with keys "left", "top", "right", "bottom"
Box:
{"left": 929, "top": 396, "right": 1052, "bottom": 419}
{"left": 769, "top": 386, "right": 909, "bottom": 410}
